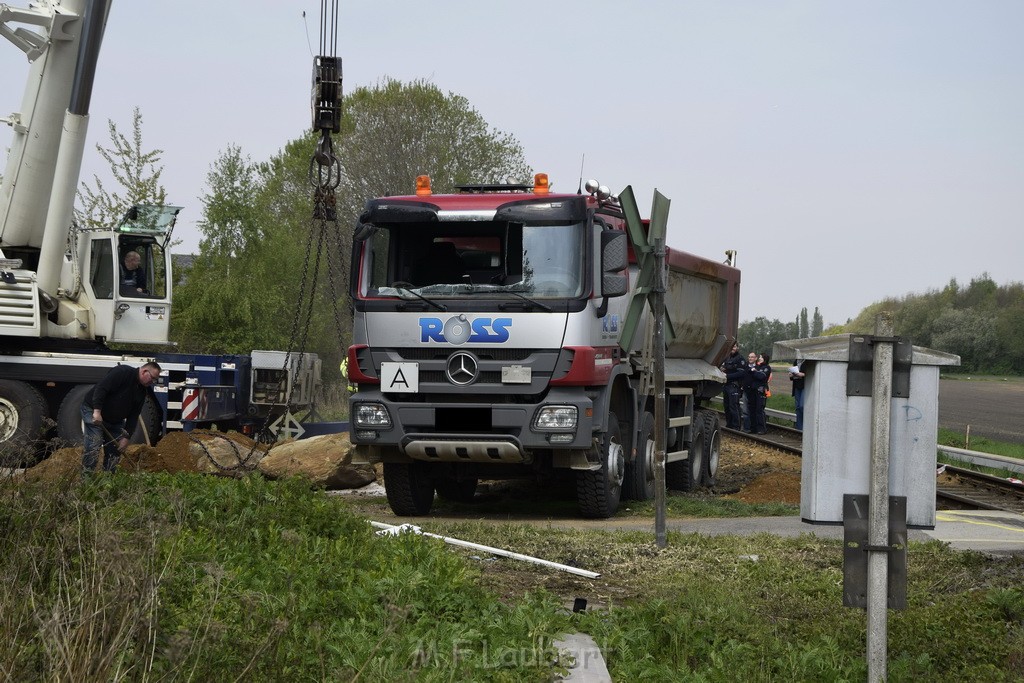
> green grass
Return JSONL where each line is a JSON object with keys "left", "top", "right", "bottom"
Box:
{"left": 938, "top": 428, "right": 1024, "bottom": 461}
{"left": 424, "top": 479, "right": 798, "bottom": 519}
{"left": 0, "top": 473, "right": 568, "bottom": 681}
{"left": 766, "top": 394, "right": 796, "bottom": 413}
{"left": 402, "top": 520, "right": 1024, "bottom": 682}
{"left": 619, "top": 494, "right": 797, "bottom": 518}
{"left": 3, "top": 473, "right": 1023, "bottom": 681}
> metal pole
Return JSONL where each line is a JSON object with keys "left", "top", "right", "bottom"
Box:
{"left": 867, "top": 312, "right": 894, "bottom": 681}
{"left": 653, "top": 238, "right": 667, "bottom": 548}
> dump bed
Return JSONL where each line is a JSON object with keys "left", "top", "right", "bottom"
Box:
{"left": 658, "top": 247, "right": 740, "bottom": 366}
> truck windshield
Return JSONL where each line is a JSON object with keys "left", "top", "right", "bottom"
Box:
{"left": 361, "top": 220, "right": 585, "bottom": 300}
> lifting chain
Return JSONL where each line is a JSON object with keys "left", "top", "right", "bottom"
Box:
{"left": 186, "top": 432, "right": 264, "bottom": 474}
{"left": 257, "top": 0, "right": 347, "bottom": 445}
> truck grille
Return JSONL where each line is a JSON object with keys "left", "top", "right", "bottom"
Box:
{"left": 394, "top": 348, "right": 532, "bottom": 362}
{"left": 373, "top": 348, "right": 558, "bottom": 394}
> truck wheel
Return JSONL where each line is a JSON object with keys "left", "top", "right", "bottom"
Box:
{"left": 576, "top": 411, "right": 624, "bottom": 518}
{"left": 56, "top": 384, "right": 94, "bottom": 445}
{"left": 667, "top": 414, "right": 704, "bottom": 492}
{"left": 700, "top": 410, "right": 721, "bottom": 487}
{"left": 130, "top": 395, "right": 162, "bottom": 446}
{"left": 384, "top": 462, "right": 436, "bottom": 515}
{"left": 434, "top": 477, "right": 478, "bottom": 503}
{"left": 0, "top": 380, "right": 48, "bottom": 466}
{"left": 57, "top": 388, "right": 161, "bottom": 446}
{"left": 623, "top": 411, "right": 655, "bottom": 501}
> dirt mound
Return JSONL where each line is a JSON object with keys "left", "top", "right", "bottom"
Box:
{"left": 717, "top": 438, "right": 802, "bottom": 505}
{"left": 22, "top": 430, "right": 269, "bottom": 483}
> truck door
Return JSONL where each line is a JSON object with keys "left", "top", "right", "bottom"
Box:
{"left": 86, "top": 237, "right": 116, "bottom": 339}
{"left": 109, "top": 236, "right": 172, "bottom": 344}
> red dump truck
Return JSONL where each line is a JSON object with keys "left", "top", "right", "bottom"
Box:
{"left": 346, "top": 174, "right": 740, "bottom": 517}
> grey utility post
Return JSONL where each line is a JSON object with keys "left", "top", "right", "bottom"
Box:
{"left": 866, "top": 312, "right": 895, "bottom": 681}
{"left": 774, "top": 326, "right": 959, "bottom": 681}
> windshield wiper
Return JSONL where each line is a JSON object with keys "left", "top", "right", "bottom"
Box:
{"left": 499, "top": 290, "right": 553, "bottom": 312}
{"left": 392, "top": 284, "right": 447, "bottom": 312}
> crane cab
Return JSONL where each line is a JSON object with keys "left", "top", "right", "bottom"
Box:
{"left": 77, "top": 204, "right": 179, "bottom": 345}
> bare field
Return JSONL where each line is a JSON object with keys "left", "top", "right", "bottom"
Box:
{"left": 937, "top": 377, "right": 1024, "bottom": 444}
{"left": 770, "top": 374, "right": 1024, "bottom": 445}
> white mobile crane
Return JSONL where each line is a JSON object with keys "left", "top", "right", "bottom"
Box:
{"left": 0, "top": 1, "right": 320, "bottom": 458}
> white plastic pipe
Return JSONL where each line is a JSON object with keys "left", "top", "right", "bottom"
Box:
{"left": 369, "top": 521, "right": 601, "bottom": 579}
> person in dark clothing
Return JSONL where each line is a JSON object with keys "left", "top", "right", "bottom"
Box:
{"left": 745, "top": 353, "right": 772, "bottom": 434}
{"left": 790, "top": 360, "right": 806, "bottom": 430}
{"left": 80, "top": 361, "right": 161, "bottom": 473}
{"left": 120, "top": 250, "right": 148, "bottom": 296}
{"left": 720, "top": 342, "right": 747, "bottom": 429}
{"left": 741, "top": 351, "right": 757, "bottom": 431}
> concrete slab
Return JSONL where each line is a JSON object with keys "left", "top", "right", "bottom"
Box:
{"left": 629, "top": 511, "right": 1024, "bottom": 556}
{"left": 554, "top": 632, "right": 612, "bottom": 682}
{"left": 928, "top": 510, "right": 1024, "bottom": 555}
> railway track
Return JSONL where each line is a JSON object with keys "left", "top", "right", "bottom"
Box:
{"left": 721, "top": 422, "right": 803, "bottom": 454}
{"left": 720, "top": 414, "right": 1024, "bottom": 514}
{"left": 936, "top": 465, "right": 1024, "bottom": 514}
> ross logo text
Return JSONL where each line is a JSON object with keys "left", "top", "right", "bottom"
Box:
{"left": 419, "top": 316, "right": 512, "bottom": 344}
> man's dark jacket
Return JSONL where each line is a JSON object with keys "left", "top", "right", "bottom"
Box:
{"left": 83, "top": 365, "right": 148, "bottom": 429}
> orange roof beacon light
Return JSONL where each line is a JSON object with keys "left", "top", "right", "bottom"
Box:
{"left": 415, "top": 175, "right": 432, "bottom": 196}
{"left": 533, "top": 172, "right": 550, "bottom": 195}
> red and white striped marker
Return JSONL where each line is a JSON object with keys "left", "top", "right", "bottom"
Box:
{"left": 181, "top": 388, "right": 200, "bottom": 421}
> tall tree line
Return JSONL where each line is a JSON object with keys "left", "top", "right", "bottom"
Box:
{"left": 739, "top": 306, "right": 823, "bottom": 357}
{"left": 737, "top": 275, "right": 1024, "bottom": 375}
{"left": 840, "top": 274, "right": 1024, "bottom": 374}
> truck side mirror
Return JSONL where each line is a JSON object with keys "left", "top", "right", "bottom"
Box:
{"left": 353, "top": 221, "right": 377, "bottom": 242}
{"left": 601, "top": 231, "right": 628, "bottom": 298}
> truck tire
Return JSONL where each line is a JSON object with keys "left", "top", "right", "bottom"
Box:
{"left": 0, "top": 380, "right": 48, "bottom": 466}
{"left": 700, "top": 410, "right": 721, "bottom": 487}
{"left": 576, "top": 411, "right": 624, "bottom": 518}
{"left": 434, "top": 476, "right": 478, "bottom": 503}
{"left": 56, "top": 384, "right": 94, "bottom": 445}
{"left": 57, "top": 388, "right": 161, "bottom": 447}
{"left": 623, "top": 411, "right": 655, "bottom": 501}
{"left": 667, "top": 414, "right": 704, "bottom": 492}
{"left": 384, "top": 462, "right": 436, "bottom": 515}
{"left": 130, "top": 395, "right": 162, "bottom": 446}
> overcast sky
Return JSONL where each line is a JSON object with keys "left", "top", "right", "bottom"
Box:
{"left": 2, "top": 1, "right": 1021, "bottom": 326}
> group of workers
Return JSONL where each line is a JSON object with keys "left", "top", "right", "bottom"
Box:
{"left": 721, "top": 342, "right": 807, "bottom": 432}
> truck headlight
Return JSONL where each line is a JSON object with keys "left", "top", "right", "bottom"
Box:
{"left": 533, "top": 405, "right": 577, "bottom": 430}
{"left": 353, "top": 402, "right": 391, "bottom": 429}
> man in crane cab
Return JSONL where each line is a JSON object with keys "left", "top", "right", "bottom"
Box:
{"left": 120, "top": 250, "right": 148, "bottom": 296}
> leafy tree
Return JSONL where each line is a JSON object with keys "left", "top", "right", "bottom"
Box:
{"left": 991, "top": 281, "right": 1024, "bottom": 372}
{"left": 172, "top": 135, "right": 343, "bottom": 359}
{"left": 76, "top": 107, "right": 167, "bottom": 229}
{"left": 738, "top": 317, "right": 794, "bottom": 357}
{"left": 172, "top": 81, "right": 531, "bottom": 377}
{"left": 811, "top": 307, "right": 824, "bottom": 336}
{"left": 834, "top": 273, "right": 1024, "bottom": 374}
{"left": 930, "top": 308, "right": 997, "bottom": 372}
{"left": 335, "top": 79, "right": 532, "bottom": 223}
{"left": 799, "top": 307, "right": 809, "bottom": 338}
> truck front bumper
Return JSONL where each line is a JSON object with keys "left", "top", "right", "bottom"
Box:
{"left": 349, "top": 387, "right": 596, "bottom": 464}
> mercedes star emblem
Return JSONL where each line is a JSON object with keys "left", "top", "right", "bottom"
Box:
{"left": 445, "top": 351, "right": 479, "bottom": 386}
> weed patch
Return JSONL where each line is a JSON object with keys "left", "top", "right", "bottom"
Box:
{"left": 3, "top": 474, "right": 1024, "bottom": 680}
